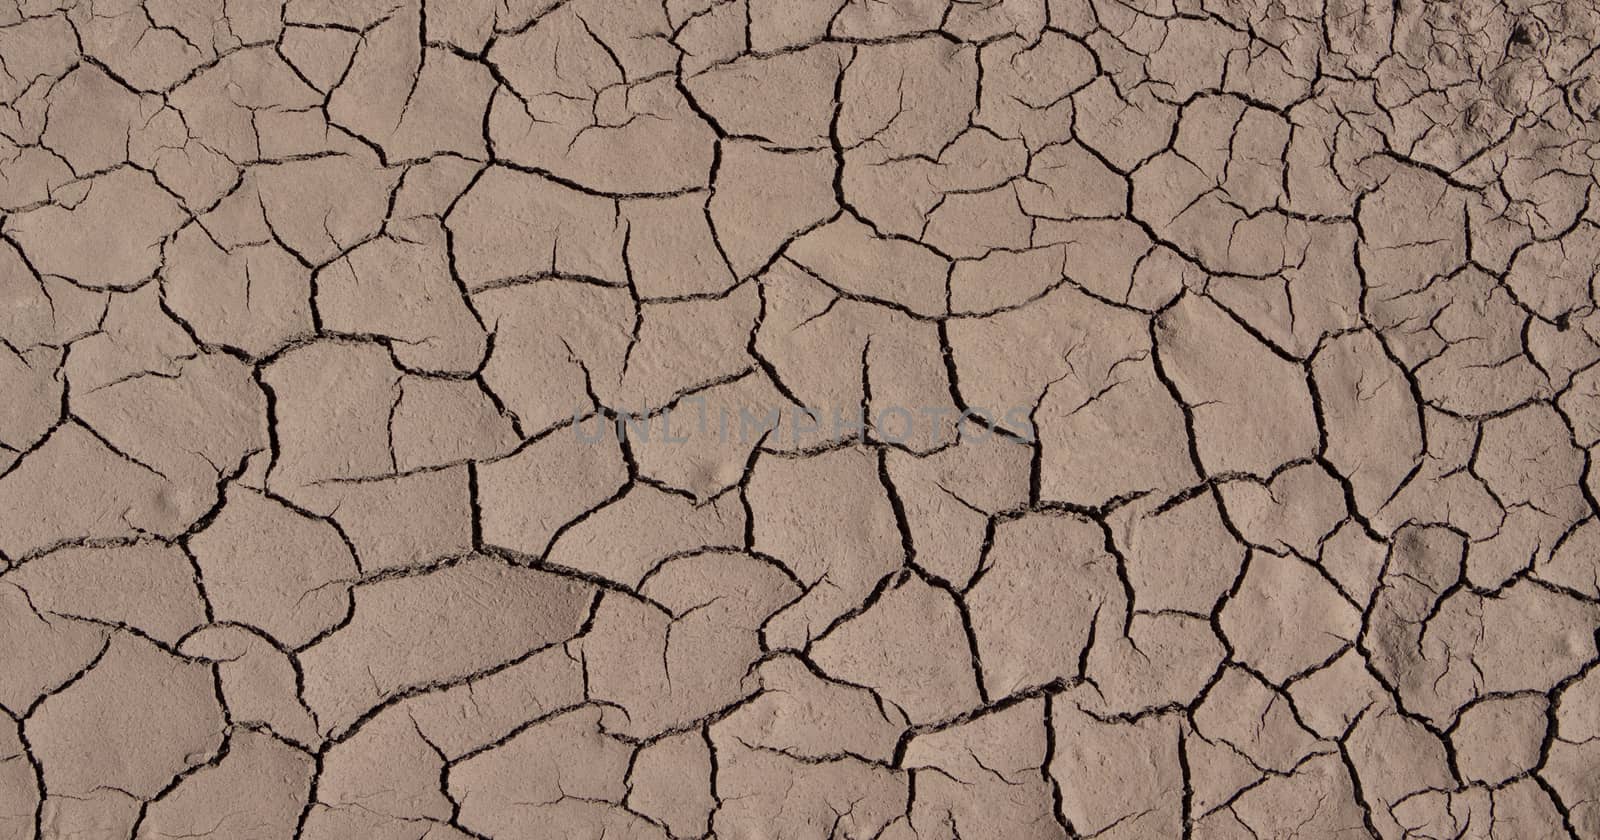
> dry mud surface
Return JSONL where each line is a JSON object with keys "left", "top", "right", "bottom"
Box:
{"left": 4, "top": 0, "right": 1600, "bottom": 838}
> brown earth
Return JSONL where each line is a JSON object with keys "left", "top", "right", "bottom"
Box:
{"left": 3, "top": 0, "right": 1600, "bottom": 837}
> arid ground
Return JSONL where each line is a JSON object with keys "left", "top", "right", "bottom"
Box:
{"left": 3, "top": 0, "right": 1600, "bottom": 837}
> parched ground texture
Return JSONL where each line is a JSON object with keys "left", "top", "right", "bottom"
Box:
{"left": 5, "top": 0, "right": 1600, "bottom": 838}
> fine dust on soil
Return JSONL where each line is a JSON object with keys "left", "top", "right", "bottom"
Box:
{"left": 2, "top": 0, "right": 1600, "bottom": 838}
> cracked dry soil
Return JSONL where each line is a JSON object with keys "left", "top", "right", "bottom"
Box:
{"left": 3, "top": 0, "right": 1600, "bottom": 838}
